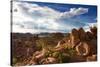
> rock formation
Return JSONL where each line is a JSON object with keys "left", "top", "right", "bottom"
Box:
{"left": 78, "top": 28, "right": 86, "bottom": 41}
{"left": 75, "top": 42, "right": 90, "bottom": 56}
{"left": 12, "top": 26, "right": 97, "bottom": 65}
{"left": 55, "top": 27, "right": 97, "bottom": 62}
{"left": 70, "top": 28, "right": 80, "bottom": 48}
{"left": 86, "top": 54, "right": 97, "bottom": 61}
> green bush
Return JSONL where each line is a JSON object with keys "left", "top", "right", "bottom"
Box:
{"left": 52, "top": 52, "right": 59, "bottom": 58}
{"left": 36, "top": 39, "right": 48, "bottom": 50}
{"left": 61, "top": 53, "right": 70, "bottom": 63}
{"left": 12, "top": 57, "right": 17, "bottom": 64}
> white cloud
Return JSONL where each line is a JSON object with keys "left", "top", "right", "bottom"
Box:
{"left": 83, "top": 22, "right": 97, "bottom": 32}
{"left": 12, "top": 1, "right": 89, "bottom": 33}
{"left": 61, "top": 8, "right": 88, "bottom": 18}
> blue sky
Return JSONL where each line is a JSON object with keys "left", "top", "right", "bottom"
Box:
{"left": 12, "top": 1, "right": 97, "bottom": 33}
{"left": 28, "top": 1, "right": 97, "bottom": 23}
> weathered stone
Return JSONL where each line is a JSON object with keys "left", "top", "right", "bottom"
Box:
{"left": 70, "top": 28, "right": 80, "bottom": 48}
{"left": 70, "top": 55, "right": 86, "bottom": 62}
{"left": 86, "top": 54, "right": 97, "bottom": 61}
{"left": 75, "top": 42, "right": 90, "bottom": 56}
{"left": 85, "top": 31, "right": 94, "bottom": 41}
{"left": 55, "top": 40, "right": 65, "bottom": 48}
{"left": 78, "top": 28, "right": 86, "bottom": 41}
{"left": 86, "top": 39, "right": 97, "bottom": 55}
{"left": 90, "top": 26, "right": 97, "bottom": 38}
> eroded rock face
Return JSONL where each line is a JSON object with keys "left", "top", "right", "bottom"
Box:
{"left": 33, "top": 49, "right": 45, "bottom": 60}
{"left": 90, "top": 26, "right": 97, "bottom": 38}
{"left": 86, "top": 31, "right": 94, "bottom": 41}
{"left": 27, "top": 49, "right": 58, "bottom": 65}
{"left": 75, "top": 42, "right": 90, "bottom": 56}
{"left": 86, "top": 39, "right": 97, "bottom": 55}
{"left": 18, "top": 27, "right": 97, "bottom": 65}
{"left": 86, "top": 54, "right": 97, "bottom": 61}
{"left": 70, "top": 28, "right": 80, "bottom": 48}
{"left": 78, "top": 28, "right": 86, "bottom": 41}
{"left": 55, "top": 27, "right": 97, "bottom": 59}
{"left": 55, "top": 40, "right": 66, "bottom": 48}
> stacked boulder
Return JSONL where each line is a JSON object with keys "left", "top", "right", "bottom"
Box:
{"left": 56, "top": 27, "right": 97, "bottom": 62}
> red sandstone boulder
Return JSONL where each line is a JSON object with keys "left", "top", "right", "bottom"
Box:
{"left": 75, "top": 42, "right": 90, "bottom": 56}
{"left": 86, "top": 54, "right": 97, "bottom": 61}
{"left": 90, "top": 26, "right": 97, "bottom": 38}
{"left": 78, "top": 28, "right": 86, "bottom": 41}
{"left": 85, "top": 31, "right": 94, "bottom": 41}
{"left": 70, "top": 28, "right": 80, "bottom": 48}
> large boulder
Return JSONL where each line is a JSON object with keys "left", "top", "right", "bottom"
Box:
{"left": 86, "top": 54, "right": 97, "bottom": 61}
{"left": 75, "top": 42, "right": 90, "bottom": 56}
{"left": 90, "top": 26, "right": 97, "bottom": 38}
{"left": 75, "top": 40, "right": 97, "bottom": 57}
{"left": 78, "top": 28, "right": 86, "bottom": 41}
{"left": 70, "top": 28, "right": 80, "bottom": 48}
{"left": 86, "top": 39, "right": 97, "bottom": 55}
{"left": 85, "top": 31, "right": 94, "bottom": 41}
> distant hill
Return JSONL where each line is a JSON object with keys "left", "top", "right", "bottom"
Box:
{"left": 11, "top": 32, "right": 69, "bottom": 38}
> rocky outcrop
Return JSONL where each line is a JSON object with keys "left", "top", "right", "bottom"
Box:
{"left": 78, "top": 28, "right": 86, "bottom": 41}
{"left": 86, "top": 54, "right": 97, "bottom": 61}
{"left": 75, "top": 42, "right": 90, "bottom": 56}
{"left": 70, "top": 28, "right": 80, "bottom": 48}
{"left": 90, "top": 26, "right": 97, "bottom": 38}
{"left": 56, "top": 27, "right": 97, "bottom": 60}
{"left": 55, "top": 40, "right": 66, "bottom": 48}
{"left": 12, "top": 27, "right": 97, "bottom": 65}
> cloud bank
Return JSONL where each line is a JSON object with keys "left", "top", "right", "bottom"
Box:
{"left": 12, "top": 1, "right": 96, "bottom": 33}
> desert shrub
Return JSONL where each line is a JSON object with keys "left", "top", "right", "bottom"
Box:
{"left": 66, "top": 48, "right": 76, "bottom": 56}
{"left": 44, "top": 48, "right": 53, "bottom": 58}
{"left": 55, "top": 45, "right": 76, "bottom": 63}
{"left": 36, "top": 39, "right": 48, "bottom": 50}
{"left": 44, "top": 49, "right": 71, "bottom": 63}
{"left": 57, "top": 52, "right": 71, "bottom": 63}
{"left": 12, "top": 57, "right": 17, "bottom": 65}
{"left": 25, "top": 41, "right": 33, "bottom": 48}
{"left": 36, "top": 40, "right": 42, "bottom": 50}
{"left": 61, "top": 44, "right": 76, "bottom": 56}
{"left": 60, "top": 53, "right": 70, "bottom": 63}
{"left": 52, "top": 52, "right": 59, "bottom": 58}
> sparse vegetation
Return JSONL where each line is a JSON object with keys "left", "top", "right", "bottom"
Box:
{"left": 11, "top": 26, "right": 97, "bottom": 66}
